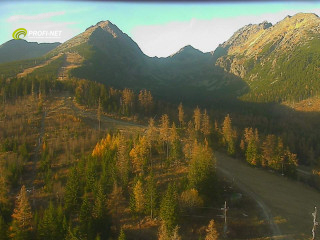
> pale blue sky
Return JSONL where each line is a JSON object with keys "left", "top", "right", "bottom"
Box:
{"left": 1, "top": 1, "right": 320, "bottom": 56}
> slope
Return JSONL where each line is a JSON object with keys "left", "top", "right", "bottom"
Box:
{"left": 0, "top": 39, "right": 60, "bottom": 64}
{"left": 215, "top": 13, "right": 320, "bottom": 103}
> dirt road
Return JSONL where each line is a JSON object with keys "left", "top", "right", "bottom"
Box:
{"left": 216, "top": 152, "right": 320, "bottom": 240}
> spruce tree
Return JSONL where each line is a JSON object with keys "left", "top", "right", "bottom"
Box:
{"left": 160, "top": 184, "right": 179, "bottom": 233}
{"left": 64, "top": 167, "right": 81, "bottom": 213}
{"left": 118, "top": 228, "right": 126, "bottom": 240}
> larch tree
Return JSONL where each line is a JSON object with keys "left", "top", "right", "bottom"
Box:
{"left": 159, "top": 114, "right": 170, "bottom": 160}
{"left": 201, "top": 109, "right": 211, "bottom": 137}
{"left": 11, "top": 185, "right": 33, "bottom": 239}
{"left": 169, "top": 122, "right": 182, "bottom": 165}
{"left": 129, "top": 136, "right": 149, "bottom": 173}
{"left": 133, "top": 180, "right": 145, "bottom": 214}
{"left": 97, "top": 97, "right": 102, "bottom": 132}
{"left": 171, "top": 226, "right": 182, "bottom": 240}
{"left": 158, "top": 223, "right": 170, "bottom": 240}
{"left": 178, "top": 103, "right": 184, "bottom": 128}
{"left": 205, "top": 220, "right": 219, "bottom": 240}
{"left": 193, "top": 106, "right": 201, "bottom": 132}
{"left": 117, "top": 135, "right": 130, "bottom": 186}
{"left": 138, "top": 89, "right": 153, "bottom": 114}
{"left": 121, "top": 88, "right": 135, "bottom": 115}
{"left": 261, "top": 134, "right": 277, "bottom": 168}
{"left": 243, "top": 128, "right": 260, "bottom": 166}
{"left": 146, "top": 118, "right": 158, "bottom": 163}
{"left": 284, "top": 148, "right": 298, "bottom": 177}
{"left": 222, "top": 114, "right": 236, "bottom": 156}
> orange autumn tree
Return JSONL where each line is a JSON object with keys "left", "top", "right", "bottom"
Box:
{"left": 11, "top": 185, "right": 33, "bottom": 239}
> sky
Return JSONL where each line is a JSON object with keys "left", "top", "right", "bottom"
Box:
{"left": 1, "top": 1, "right": 320, "bottom": 57}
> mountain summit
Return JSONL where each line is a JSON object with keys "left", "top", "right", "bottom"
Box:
{"left": 215, "top": 12, "right": 320, "bottom": 102}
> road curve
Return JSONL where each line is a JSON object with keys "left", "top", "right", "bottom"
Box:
{"left": 215, "top": 152, "right": 320, "bottom": 240}
{"left": 216, "top": 165, "right": 282, "bottom": 238}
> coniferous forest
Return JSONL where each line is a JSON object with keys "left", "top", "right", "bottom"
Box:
{"left": 2, "top": 7, "right": 320, "bottom": 240}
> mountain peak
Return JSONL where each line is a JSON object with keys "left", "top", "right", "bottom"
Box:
{"left": 171, "top": 45, "right": 204, "bottom": 58}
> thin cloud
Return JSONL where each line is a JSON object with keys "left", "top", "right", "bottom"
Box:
{"left": 7, "top": 11, "right": 65, "bottom": 22}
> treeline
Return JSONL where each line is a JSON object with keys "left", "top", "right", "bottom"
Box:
{"left": 73, "top": 79, "right": 154, "bottom": 117}
{"left": 210, "top": 113, "right": 298, "bottom": 177}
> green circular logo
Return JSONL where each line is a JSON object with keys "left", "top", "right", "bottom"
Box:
{"left": 12, "top": 28, "right": 27, "bottom": 40}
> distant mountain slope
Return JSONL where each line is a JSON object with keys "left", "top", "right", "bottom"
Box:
{"left": 45, "top": 20, "right": 246, "bottom": 103}
{"left": 0, "top": 39, "right": 60, "bottom": 64}
{"left": 214, "top": 13, "right": 320, "bottom": 102}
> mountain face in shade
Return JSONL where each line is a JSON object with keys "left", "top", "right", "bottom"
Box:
{"left": 214, "top": 13, "right": 320, "bottom": 102}
{"left": 0, "top": 39, "right": 60, "bottom": 64}
{"left": 46, "top": 20, "right": 245, "bottom": 104}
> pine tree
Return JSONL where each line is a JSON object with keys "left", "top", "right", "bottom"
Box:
{"left": 193, "top": 107, "right": 201, "bottom": 131}
{"left": 205, "top": 220, "right": 219, "bottom": 240}
{"left": 222, "top": 114, "right": 236, "bottom": 155}
{"left": 178, "top": 103, "right": 184, "bottom": 128}
{"left": 201, "top": 109, "right": 211, "bottom": 137}
{"left": 11, "top": 185, "right": 33, "bottom": 239}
